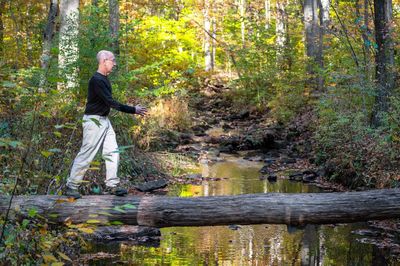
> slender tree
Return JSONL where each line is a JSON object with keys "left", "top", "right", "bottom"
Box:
{"left": 239, "top": 0, "right": 246, "bottom": 46}
{"left": 371, "top": 0, "right": 394, "bottom": 127}
{"left": 204, "top": 0, "right": 212, "bottom": 71}
{"left": 304, "top": 0, "right": 323, "bottom": 90}
{"left": 276, "top": 0, "right": 288, "bottom": 67}
{"left": 0, "top": 0, "right": 5, "bottom": 57}
{"left": 58, "top": 0, "right": 80, "bottom": 90}
{"left": 265, "top": 0, "right": 271, "bottom": 29}
{"left": 41, "top": 0, "right": 58, "bottom": 71}
{"left": 109, "top": 0, "right": 120, "bottom": 55}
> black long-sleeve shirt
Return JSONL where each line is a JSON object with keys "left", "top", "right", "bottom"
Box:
{"left": 84, "top": 72, "right": 136, "bottom": 116}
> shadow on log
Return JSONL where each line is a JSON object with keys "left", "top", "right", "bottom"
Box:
{"left": 1, "top": 189, "right": 400, "bottom": 227}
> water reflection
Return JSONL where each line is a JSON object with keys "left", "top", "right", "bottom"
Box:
{"left": 87, "top": 154, "right": 398, "bottom": 265}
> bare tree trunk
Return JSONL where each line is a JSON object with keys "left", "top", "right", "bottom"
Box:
{"left": 239, "top": 0, "right": 245, "bottom": 47}
{"left": 58, "top": 0, "right": 80, "bottom": 91}
{"left": 109, "top": 0, "right": 120, "bottom": 55}
{"left": 25, "top": 3, "right": 33, "bottom": 63}
{"left": 276, "top": 0, "right": 288, "bottom": 67}
{"left": 212, "top": 15, "right": 216, "bottom": 70}
{"left": 371, "top": 0, "right": 394, "bottom": 127}
{"left": 0, "top": 0, "right": 5, "bottom": 57}
{"left": 265, "top": 0, "right": 271, "bottom": 29}
{"left": 204, "top": 0, "right": 212, "bottom": 71}
{"left": 356, "top": 0, "right": 371, "bottom": 80}
{"left": 39, "top": 0, "right": 59, "bottom": 91}
{"left": 41, "top": 0, "right": 59, "bottom": 70}
{"left": 304, "top": 0, "right": 321, "bottom": 90}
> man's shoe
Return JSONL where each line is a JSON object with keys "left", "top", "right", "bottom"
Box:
{"left": 105, "top": 186, "right": 128, "bottom": 196}
{"left": 65, "top": 187, "right": 81, "bottom": 199}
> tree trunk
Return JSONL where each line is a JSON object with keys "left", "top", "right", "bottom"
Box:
{"left": 276, "top": 0, "right": 288, "bottom": 67}
{"left": 41, "top": 0, "right": 58, "bottom": 71}
{"left": 265, "top": 0, "right": 271, "bottom": 29}
{"left": 371, "top": 0, "right": 394, "bottom": 127}
{"left": 204, "top": 0, "right": 212, "bottom": 71}
{"left": 58, "top": 0, "right": 80, "bottom": 91}
{"left": 109, "top": 0, "right": 120, "bottom": 55}
{"left": 211, "top": 7, "right": 216, "bottom": 70}
{"left": 2, "top": 189, "right": 400, "bottom": 227}
{"left": 239, "top": 0, "right": 245, "bottom": 47}
{"left": 0, "top": 0, "right": 5, "bottom": 57}
{"left": 304, "top": 0, "right": 323, "bottom": 90}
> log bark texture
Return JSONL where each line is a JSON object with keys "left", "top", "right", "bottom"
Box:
{"left": 2, "top": 189, "right": 400, "bottom": 227}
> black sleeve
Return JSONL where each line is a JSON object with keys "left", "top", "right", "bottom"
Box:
{"left": 92, "top": 78, "right": 136, "bottom": 114}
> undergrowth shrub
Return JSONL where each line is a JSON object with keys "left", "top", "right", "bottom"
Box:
{"left": 314, "top": 78, "right": 400, "bottom": 188}
{"left": 129, "top": 96, "right": 193, "bottom": 150}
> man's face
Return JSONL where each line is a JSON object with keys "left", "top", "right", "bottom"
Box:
{"left": 104, "top": 55, "right": 117, "bottom": 74}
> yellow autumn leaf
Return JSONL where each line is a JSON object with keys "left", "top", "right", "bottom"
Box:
{"left": 78, "top": 227, "right": 94, "bottom": 234}
{"left": 42, "top": 253, "right": 58, "bottom": 263}
{"left": 57, "top": 251, "right": 72, "bottom": 262}
{"left": 86, "top": 219, "right": 101, "bottom": 224}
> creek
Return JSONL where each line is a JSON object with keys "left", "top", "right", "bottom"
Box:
{"left": 85, "top": 153, "right": 398, "bottom": 265}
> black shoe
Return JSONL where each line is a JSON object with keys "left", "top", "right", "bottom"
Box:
{"left": 65, "top": 187, "right": 81, "bottom": 199}
{"left": 105, "top": 186, "right": 128, "bottom": 196}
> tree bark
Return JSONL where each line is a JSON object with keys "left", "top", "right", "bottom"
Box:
{"left": 0, "top": 0, "right": 5, "bottom": 57}
{"left": 2, "top": 189, "right": 400, "bottom": 227}
{"left": 276, "top": 0, "right": 288, "bottom": 67}
{"left": 371, "top": 0, "right": 394, "bottom": 127}
{"left": 204, "top": 0, "right": 212, "bottom": 71}
{"left": 239, "top": 0, "right": 245, "bottom": 46}
{"left": 109, "top": 0, "right": 120, "bottom": 55}
{"left": 58, "top": 0, "right": 80, "bottom": 90}
{"left": 41, "top": 0, "right": 58, "bottom": 71}
{"left": 265, "top": 0, "right": 271, "bottom": 29}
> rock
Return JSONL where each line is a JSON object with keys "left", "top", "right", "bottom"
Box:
{"left": 264, "top": 158, "right": 277, "bottom": 165}
{"left": 289, "top": 172, "right": 303, "bottom": 181}
{"left": 133, "top": 179, "right": 168, "bottom": 192}
{"left": 267, "top": 174, "right": 277, "bottom": 182}
{"left": 272, "top": 140, "right": 287, "bottom": 149}
{"left": 302, "top": 174, "right": 317, "bottom": 183}
{"left": 185, "top": 174, "right": 202, "bottom": 179}
{"left": 281, "top": 158, "right": 297, "bottom": 164}
{"left": 259, "top": 165, "right": 270, "bottom": 174}
{"left": 219, "top": 144, "right": 234, "bottom": 153}
{"left": 228, "top": 224, "right": 241, "bottom": 230}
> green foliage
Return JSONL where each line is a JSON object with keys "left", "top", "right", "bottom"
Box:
{"left": 314, "top": 73, "right": 400, "bottom": 188}
{"left": 0, "top": 218, "right": 79, "bottom": 265}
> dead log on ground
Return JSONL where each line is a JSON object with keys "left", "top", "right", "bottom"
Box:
{"left": 1, "top": 189, "right": 400, "bottom": 227}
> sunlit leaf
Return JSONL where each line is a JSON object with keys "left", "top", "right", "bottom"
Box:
{"left": 86, "top": 219, "right": 101, "bottom": 224}
{"left": 78, "top": 227, "right": 94, "bottom": 234}
{"left": 110, "top": 220, "right": 124, "bottom": 225}
{"left": 112, "top": 206, "right": 126, "bottom": 213}
{"left": 98, "top": 211, "right": 113, "bottom": 216}
{"left": 28, "top": 207, "right": 38, "bottom": 218}
{"left": 41, "top": 151, "right": 54, "bottom": 158}
{"left": 121, "top": 203, "right": 136, "bottom": 209}
{"left": 57, "top": 252, "right": 72, "bottom": 262}
{"left": 42, "top": 253, "right": 58, "bottom": 263}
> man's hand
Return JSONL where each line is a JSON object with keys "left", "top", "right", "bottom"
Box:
{"left": 135, "top": 105, "right": 147, "bottom": 116}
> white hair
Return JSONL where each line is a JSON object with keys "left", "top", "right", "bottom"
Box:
{"left": 96, "top": 50, "right": 114, "bottom": 63}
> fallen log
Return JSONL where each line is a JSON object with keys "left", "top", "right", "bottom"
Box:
{"left": 1, "top": 189, "right": 400, "bottom": 227}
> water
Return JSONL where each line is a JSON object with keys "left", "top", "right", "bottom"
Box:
{"left": 86, "top": 154, "right": 399, "bottom": 265}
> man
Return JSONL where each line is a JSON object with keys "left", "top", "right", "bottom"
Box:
{"left": 65, "top": 50, "right": 147, "bottom": 199}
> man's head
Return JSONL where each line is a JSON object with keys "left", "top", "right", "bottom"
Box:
{"left": 96, "top": 50, "right": 116, "bottom": 76}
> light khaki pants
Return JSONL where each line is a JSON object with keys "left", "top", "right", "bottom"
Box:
{"left": 67, "top": 115, "right": 120, "bottom": 189}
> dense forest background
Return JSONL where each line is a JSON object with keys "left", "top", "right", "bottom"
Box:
{"left": 1, "top": 0, "right": 400, "bottom": 263}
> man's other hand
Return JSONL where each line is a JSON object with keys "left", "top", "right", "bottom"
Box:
{"left": 135, "top": 105, "right": 148, "bottom": 116}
